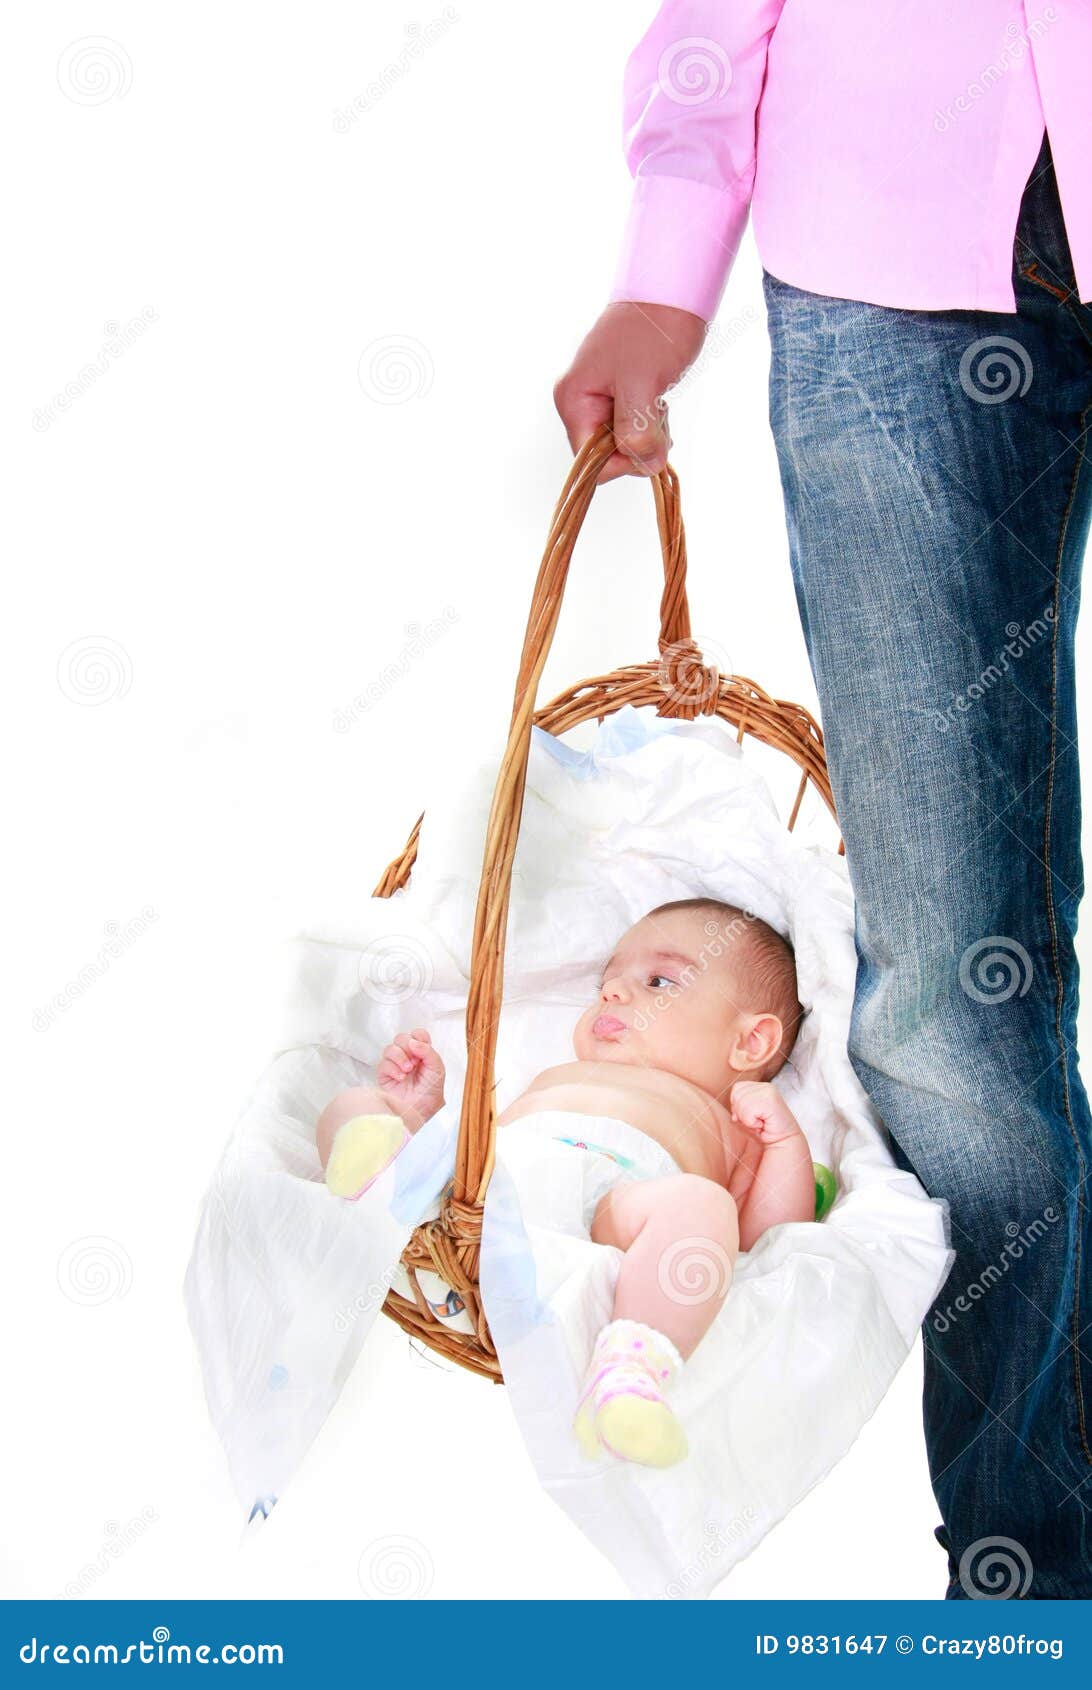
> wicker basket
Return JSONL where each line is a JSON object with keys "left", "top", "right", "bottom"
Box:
{"left": 372, "top": 423, "right": 838, "bottom": 1381}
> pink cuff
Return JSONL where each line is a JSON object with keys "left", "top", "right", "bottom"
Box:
{"left": 608, "top": 173, "right": 751, "bottom": 322}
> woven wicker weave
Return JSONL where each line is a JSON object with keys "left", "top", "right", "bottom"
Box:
{"left": 372, "top": 423, "right": 837, "bottom": 1381}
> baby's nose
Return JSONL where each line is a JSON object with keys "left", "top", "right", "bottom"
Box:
{"left": 601, "top": 976, "right": 629, "bottom": 1003}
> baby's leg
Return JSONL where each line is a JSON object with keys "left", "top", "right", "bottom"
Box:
{"left": 317, "top": 1086, "right": 399, "bottom": 1171}
{"left": 317, "top": 1085, "right": 410, "bottom": 1198}
{"left": 574, "top": 1174, "right": 738, "bottom": 1467}
{"left": 592, "top": 1173, "right": 739, "bottom": 1357}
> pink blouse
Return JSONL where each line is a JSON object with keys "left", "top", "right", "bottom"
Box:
{"left": 608, "top": 2, "right": 1092, "bottom": 320}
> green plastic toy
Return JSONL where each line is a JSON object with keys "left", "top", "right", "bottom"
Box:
{"left": 813, "top": 1162, "right": 837, "bottom": 1222}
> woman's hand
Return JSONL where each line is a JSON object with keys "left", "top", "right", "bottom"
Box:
{"left": 377, "top": 1028, "right": 446, "bottom": 1128}
{"left": 553, "top": 300, "right": 708, "bottom": 484}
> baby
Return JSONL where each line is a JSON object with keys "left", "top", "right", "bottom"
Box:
{"left": 316, "top": 897, "right": 815, "bottom": 1470}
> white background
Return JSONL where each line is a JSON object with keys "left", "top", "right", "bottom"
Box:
{"left": 6, "top": 3, "right": 1088, "bottom": 1602}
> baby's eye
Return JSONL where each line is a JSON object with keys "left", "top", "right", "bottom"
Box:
{"left": 648, "top": 972, "right": 676, "bottom": 990}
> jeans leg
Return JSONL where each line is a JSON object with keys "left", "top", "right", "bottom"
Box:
{"left": 761, "top": 147, "right": 1092, "bottom": 1597}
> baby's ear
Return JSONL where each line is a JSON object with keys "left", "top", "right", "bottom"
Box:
{"left": 729, "top": 1012, "right": 783, "bottom": 1074}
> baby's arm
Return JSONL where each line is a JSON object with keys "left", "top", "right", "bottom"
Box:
{"left": 729, "top": 1081, "right": 816, "bottom": 1252}
{"left": 316, "top": 1028, "right": 445, "bottom": 1172}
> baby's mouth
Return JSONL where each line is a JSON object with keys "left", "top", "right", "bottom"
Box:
{"left": 592, "top": 1013, "right": 627, "bottom": 1041}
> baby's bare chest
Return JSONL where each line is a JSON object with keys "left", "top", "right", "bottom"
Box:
{"left": 498, "top": 1061, "right": 762, "bottom": 1194}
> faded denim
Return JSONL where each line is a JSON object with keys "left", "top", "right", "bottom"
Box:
{"left": 762, "top": 129, "right": 1092, "bottom": 1599}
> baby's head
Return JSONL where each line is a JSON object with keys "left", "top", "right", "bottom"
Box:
{"left": 572, "top": 898, "right": 803, "bottom": 1100}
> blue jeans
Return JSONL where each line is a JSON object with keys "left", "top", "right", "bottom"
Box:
{"left": 762, "top": 128, "right": 1092, "bottom": 1600}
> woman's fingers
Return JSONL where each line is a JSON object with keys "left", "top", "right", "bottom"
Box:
{"left": 553, "top": 300, "right": 705, "bottom": 485}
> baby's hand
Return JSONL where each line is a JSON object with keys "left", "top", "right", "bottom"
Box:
{"left": 729, "top": 1080, "right": 802, "bottom": 1145}
{"left": 377, "top": 1028, "right": 446, "bottom": 1127}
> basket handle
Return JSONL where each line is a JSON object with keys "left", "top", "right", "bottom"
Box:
{"left": 452, "top": 422, "right": 715, "bottom": 1209}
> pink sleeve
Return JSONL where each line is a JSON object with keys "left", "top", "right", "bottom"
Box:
{"left": 608, "top": 1, "right": 788, "bottom": 322}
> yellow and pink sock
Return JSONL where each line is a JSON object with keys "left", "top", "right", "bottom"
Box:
{"left": 324, "top": 1113, "right": 409, "bottom": 1200}
{"left": 573, "top": 1317, "right": 688, "bottom": 1469}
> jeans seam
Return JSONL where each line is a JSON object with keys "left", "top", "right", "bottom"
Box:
{"left": 1062, "top": 298, "right": 1092, "bottom": 359}
{"left": 1044, "top": 398, "right": 1092, "bottom": 1469}
{"left": 1018, "top": 257, "right": 1071, "bottom": 303}
{"left": 1015, "top": 246, "right": 1092, "bottom": 356}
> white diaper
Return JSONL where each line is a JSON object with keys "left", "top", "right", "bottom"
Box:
{"left": 497, "top": 1110, "right": 683, "bottom": 1234}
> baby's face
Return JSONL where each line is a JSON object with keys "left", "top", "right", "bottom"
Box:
{"left": 572, "top": 908, "right": 767, "bottom": 1099}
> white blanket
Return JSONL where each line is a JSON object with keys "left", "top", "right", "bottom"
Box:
{"left": 184, "top": 705, "right": 954, "bottom": 1593}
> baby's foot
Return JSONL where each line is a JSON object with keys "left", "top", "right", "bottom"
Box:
{"left": 324, "top": 1113, "right": 410, "bottom": 1200}
{"left": 596, "top": 1386, "right": 687, "bottom": 1468}
{"left": 573, "top": 1318, "right": 688, "bottom": 1469}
